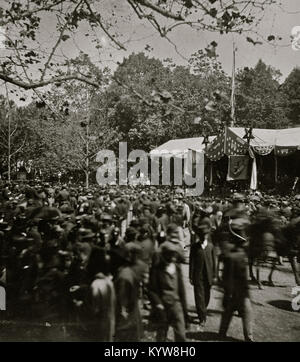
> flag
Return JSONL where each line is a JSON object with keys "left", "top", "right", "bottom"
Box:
{"left": 205, "top": 133, "right": 225, "bottom": 161}
{"left": 225, "top": 128, "right": 247, "bottom": 155}
{"left": 249, "top": 146, "right": 257, "bottom": 190}
{"left": 227, "top": 155, "right": 249, "bottom": 181}
{"left": 250, "top": 157, "right": 257, "bottom": 190}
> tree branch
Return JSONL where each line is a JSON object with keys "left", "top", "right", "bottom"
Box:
{"left": 40, "top": 21, "right": 69, "bottom": 81}
{"left": 83, "top": 0, "right": 126, "bottom": 50}
{"left": 41, "top": 0, "right": 87, "bottom": 81}
{"left": 10, "top": 123, "right": 18, "bottom": 138}
{"left": 132, "top": 0, "right": 185, "bottom": 21}
{"left": 10, "top": 137, "right": 27, "bottom": 157}
{"left": 112, "top": 76, "right": 153, "bottom": 107}
{"left": 0, "top": 0, "right": 66, "bottom": 26}
{"left": 0, "top": 72, "right": 99, "bottom": 89}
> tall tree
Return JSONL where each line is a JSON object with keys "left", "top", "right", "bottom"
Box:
{"left": 235, "top": 59, "right": 290, "bottom": 128}
{"left": 101, "top": 51, "right": 231, "bottom": 152}
{"left": 0, "top": 94, "right": 29, "bottom": 180}
{"left": 281, "top": 67, "right": 300, "bottom": 126}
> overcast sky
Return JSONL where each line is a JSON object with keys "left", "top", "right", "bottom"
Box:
{"left": 104, "top": 0, "right": 300, "bottom": 80}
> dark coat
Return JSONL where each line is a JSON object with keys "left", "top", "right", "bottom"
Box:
{"left": 222, "top": 248, "right": 250, "bottom": 308}
{"left": 114, "top": 264, "right": 143, "bottom": 341}
{"left": 148, "top": 256, "right": 187, "bottom": 317}
{"left": 189, "top": 240, "right": 216, "bottom": 286}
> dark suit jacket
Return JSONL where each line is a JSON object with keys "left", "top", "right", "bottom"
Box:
{"left": 222, "top": 248, "right": 250, "bottom": 307}
{"left": 114, "top": 265, "right": 143, "bottom": 340}
{"left": 189, "top": 239, "right": 216, "bottom": 286}
{"left": 148, "top": 255, "right": 187, "bottom": 317}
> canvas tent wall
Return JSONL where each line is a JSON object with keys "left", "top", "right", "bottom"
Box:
{"left": 150, "top": 136, "right": 216, "bottom": 158}
{"left": 149, "top": 137, "right": 214, "bottom": 187}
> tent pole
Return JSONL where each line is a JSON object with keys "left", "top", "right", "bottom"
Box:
{"left": 209, "top": 161, "right": 213, "bottom": 186}
{"left": 274, "top": 152, "right": 278, "bottom": 184}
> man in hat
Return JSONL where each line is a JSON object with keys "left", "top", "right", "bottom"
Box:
{"left": 189, "top": 216, "right": 216, "bottom": 331}
{"left": 113, "top": 246, "right": 144, "bottom": 342}
{"left": 219, "top": 216, "right": 254, "bottom": 342}
{"left": 99, "top": 213, "right": 115, "bottom": 249}
{"left": 165, "top": 223, "right": 185, "bottom": 262}
{"left": 149, "top": 241, "right": 188, "bottom": 342}
{"left": 142, "top": 205, "right": 158, "bottom": 233}
{"left": 114, "top": 196, "right": 130, "bottom": 238}
{"left": 84, "top": 246, "right": 116, "bottom": 342}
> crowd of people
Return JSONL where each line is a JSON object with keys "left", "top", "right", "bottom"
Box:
{"left": 0, "top": 181, "right": 299, "bottom": 342}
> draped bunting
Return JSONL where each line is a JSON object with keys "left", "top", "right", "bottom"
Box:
{"left": 206, "top": 127, "right": 247, "bottom": 161}
{"left": 275, "top": 146, "right": 299, "bottom": 157}
{"left": 252, "top": 145, "right": 274, "bottom": 156}
{"left": 206, "top": 127, "right": 300, "bottom": 160}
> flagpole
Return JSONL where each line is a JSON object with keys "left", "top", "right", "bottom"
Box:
{"left": 274, "top": 140, "right": 278, "bottom": 184}
{"left": 230, "top": 42, "right": 236, "bottom": 127}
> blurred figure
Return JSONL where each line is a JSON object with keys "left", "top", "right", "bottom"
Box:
{"left": 83, "top": 247, "right": 115, "bottom": 341}
{"left": 113, "top": 246, "right": 144, "bottom": 342}
{"left": 149, "top": 241, "right": 188, "bottom": 342}
{"left": 219, "top": 217, "right": 254, "bottom": 342}
{"left": 189, "top": 216, "right": 216, "bottom": 331}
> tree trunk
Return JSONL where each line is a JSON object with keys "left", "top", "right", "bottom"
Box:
{"left": 85, "top": 170, "right": 89, "bottom": 189}
{"left": 85, "top": 121, "right": 89, "bottom": 189}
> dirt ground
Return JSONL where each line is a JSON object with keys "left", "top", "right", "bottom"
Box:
{"left": 143, "top": 260, "right": 300, "bottom": 342}
{"left": 0, "top": 260, "right": 299, "bottom": 342}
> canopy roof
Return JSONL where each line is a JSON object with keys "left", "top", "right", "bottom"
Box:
{"left": 150, "top": 127, "right": 300, "bottom": 160}
{"left": 150, "top": 136, "right": 216, "bottom": 157}
{"left": 230, "top": 127, "right": 300, "bottom": 148}
{"left": 206, "top": 127, "right": 300, "bottom": 160}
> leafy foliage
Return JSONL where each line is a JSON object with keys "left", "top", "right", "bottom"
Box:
{"left": 235, "top": 60, "right": 290, "bottom": 128}
{"left": 0, "top": 53, "right": 298, "bottom": 181}
{"left": 281, "top": 67, "right": 300, "bottom": 126}
{"left": 0, "top": 0, "right": 277, "bottom": 90}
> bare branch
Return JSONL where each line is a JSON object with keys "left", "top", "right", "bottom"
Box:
{"left": 10, "top": 137, "right": 27, "bottom": 157}
{"left": 40, "top": 22, "right": 69, "bottom": 81}
{"left": 78, "top": 131, "right": 86, "bottom": 143}
{"left": 10, "top": 123, "right": 18, "bottom": 138}
{"left": 112, "top": 76, "right": 153, "bottom": 107}
{"left": 0, "top": 0, "right": 66, "bottom": 26}
{"left": 132, "top": 0, "right": 185, "bottom": 21}
{"left": 41, "top": 0, "right": 86, "bottom": 81}
{"left": 0, "top": 72, "right": 99, "bottom": 89}
{"left": 83, "top": 0, "right": 127, "bottom": 50}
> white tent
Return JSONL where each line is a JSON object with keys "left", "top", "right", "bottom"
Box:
{"left": 230, "top": 127, "right": 300, "bottom": 148}
{"left": 150, "top": 136, "right": 216, "bottom": 157}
